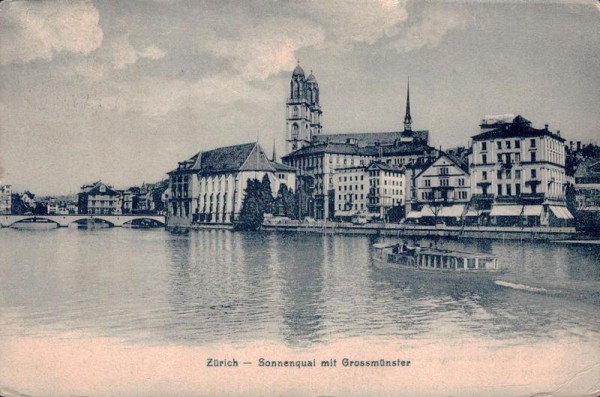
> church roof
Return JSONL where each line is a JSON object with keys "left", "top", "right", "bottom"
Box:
{"left": 312, "top": 130, "right": 429, "bottom": 147}
{"left": 171, "top": 143, "right": 277, "bottom": 175}
{"left": 282, "top": 141, "right": 433, "bottom": 159}
{"left": 306, "top": 73, "right": 318, "bottom": 83}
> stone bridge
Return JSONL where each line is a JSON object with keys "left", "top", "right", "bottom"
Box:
{"left": 0, "top": 214, "right": 166, "bottom": 228}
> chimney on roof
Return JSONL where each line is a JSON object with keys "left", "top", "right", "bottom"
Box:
{"left": 545, "top": 124, "right": 549, "bottom": 131}
{"left": 577, "top": 141, "right": 581, "bottom": 151}
{"left": 570, "top": 141, "right": 573, "bottom": 151}
{"left": 557, "top": 130, "right": 560, "bottom": 137}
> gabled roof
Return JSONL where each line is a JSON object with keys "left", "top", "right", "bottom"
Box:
{"left": 445, "top": 152, "right": 469, "bottom": 174}
{"left": 170, "top": 143, "right": 276, "bottom": 175}
{"left": 415, "top": 151, "right": 470, "bottom": 179}
{"left": 472, "top": 115, "right": 565, "bottom": 142}
{"left": 81, "top": 182, "right": 121, "bottom": 196}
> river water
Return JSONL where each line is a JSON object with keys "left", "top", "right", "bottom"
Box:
{"left": 1, "top": 228, "right": 599, "bottom": 396}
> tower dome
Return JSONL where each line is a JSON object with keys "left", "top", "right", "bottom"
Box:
{"left": 306, "top": 72, "right": 318, "bottom": 84}
{"left": 292, "top": 63, "right": 305, "bottom": 77}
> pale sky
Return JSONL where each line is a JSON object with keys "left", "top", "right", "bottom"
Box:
{"left": 1, "top": 0, "right": 598, "bottom": 195}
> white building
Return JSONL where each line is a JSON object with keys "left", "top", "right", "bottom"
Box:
{"left": 78, "top": 182, "right": 123, "bottom": 215}
{"left": 366, "top": 162, "right": 405, "bottom": 220}
{"left": 333, "top": 166, "right": 368, "bottom": 219}
{"left": 0, "top": 183, "right": 11, "bottom": 214}
{"left": 409, "top": 152, "right": 470, "bottom": 224}
{"left": 470, "top": 115, "right": 572, "bottom": 226}
{"left": 167, "top": 143, "right": 296, "bottom": 227}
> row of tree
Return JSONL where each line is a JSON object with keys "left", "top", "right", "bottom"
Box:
{"left": 235, "top": 175, "right": 301, "bottom": 231}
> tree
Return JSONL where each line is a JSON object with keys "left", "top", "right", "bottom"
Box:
{"left": 10, "top": 194, "right": 27, "bottom": 214}
{"left": 236, "top": 178, "right": 268, "bottom": 231}
{"left": 260, "top": 174, "right": 274, "bottom": 215}
{"left": 387, "top": 204, "right": 405, "bottom": 223}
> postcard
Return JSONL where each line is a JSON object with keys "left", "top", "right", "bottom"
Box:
{"left": 1, "top": 1, "right": 599, "bottom": 396}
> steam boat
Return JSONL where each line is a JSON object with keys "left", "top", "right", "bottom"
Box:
{"left": 372, "top": 242, "right": 499, "bottom": 273}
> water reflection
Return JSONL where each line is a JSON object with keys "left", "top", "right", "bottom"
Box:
{"left": 276, "top": 232, "right": 326, "bottom": 346}
{"left": 0, "top": 228, "right": 599, "bottom": 347}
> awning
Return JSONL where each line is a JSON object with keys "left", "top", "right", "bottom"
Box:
{"left": 439, "top": 204, "right": 465, "bottom": 218}
{"left": 420, "top": 205, "right": 436, "bottom": 217}
{"left": 490, "top": 205, "right": 523, "bottom": 217}
{"left": 522, "top": 205, "right": 543, "bottom": 217}
{"left": 465, "top": 209, "right": 480, "bottom": 217}
{"left": 406, "top": 211, "right": 422, "bottom": 219}
{"left": 549, "top": 206, "right": 574, "bottom": 220}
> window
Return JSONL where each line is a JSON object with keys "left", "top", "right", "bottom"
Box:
{"left": 458, "top": 178, "right": 465, "bottom": 186}
{"left": 440, "top": 178, "right": 449, "bottom": 187}
{"left": 497, "top": 170, "right": 503, "bottom": 180}
{"left": 515, "top": 140, "right": 521, "bottom": 149}
{"left": 531, "top": 152, "right": 536, "bottom": 162}
{"left": 530, "top": 138, "right": 536, "bottom": 148}
{"left": 506, "top": 170, "right": 511, "bottom": 179}
{"left": 531, "top": 169, "right": 537, "bottom": 179}
{"left": 497, "top": 184, "right": 502, "bottom": 195}
{"left": 497, "top": 141, "right": 502, "bottom": 150}
{"left": 515, "top": 184, "right": 521, "bottom": 195}
{"left": 506, "top": 141, "right": 511, "bottom": 149}
{"left": 439, "top": 167, "right": 449, "bottom": 175}
{"left": 515, "top": 169, "right": 521, "bottom": 179}
{"left": 481, "top": 142, "right": 487, "bottom": 151}
{"left": 425, "top": 180, "right": 431, "bottom": 187}
{"left": 515, "top": 153, "right": 520, "bottom": 162}
{"left": 497, "top": 154, "right": 503, "bottom": 163}
{"left": 506, "top": 184, "right": 512, "bottom": 196}
{"left": 482, "top": 171, "right": 488, "bottom": 180}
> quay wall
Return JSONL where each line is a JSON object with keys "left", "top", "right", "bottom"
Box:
{"left": 262, "top": 222, "right": 580, "bottom": 241}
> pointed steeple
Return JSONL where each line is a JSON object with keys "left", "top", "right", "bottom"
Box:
{"left": 404, "top": 77, "right": 412, "bottom": 132}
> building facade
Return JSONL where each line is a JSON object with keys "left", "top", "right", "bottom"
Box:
{"left": 0, "top": 183, "right": 11, "bottom": 214}
{"left": 167, "top": 143, "right": 296, "bottom": 227}
{"left": 78, "top": 182, "right": 123, "bottom": 215}
{"left": 365, "top": 162, "right": 405, "bottom": 220}
{"left": 574, "top": 160, "right": 600, "bottom": 211}
{"left": 408, "top": 152, "right": 470, "bottom": 224}
{"left": 333, "top": 166, "right": 368, "bottom": 219}
{"left": 469, "top": 115, "right": 572, "bottom": 225}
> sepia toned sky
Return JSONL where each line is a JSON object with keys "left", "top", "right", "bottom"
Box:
{"left": 0, "top": 0, "right": 598, "bottom": 195}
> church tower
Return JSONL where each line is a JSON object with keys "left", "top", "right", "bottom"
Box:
{"left": 286, "top": 62, "right": 322, "bottom": 154}
{"left": 403, "top": 78, "right": 412, "bottom": 132}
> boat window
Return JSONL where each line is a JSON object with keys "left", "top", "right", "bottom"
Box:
{"left": 467, "top": 258, "right": 476, "bottom": 269}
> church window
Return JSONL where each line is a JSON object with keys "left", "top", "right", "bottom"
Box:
{"left": 293, "top": 106, "right": 299, "bottom": 118}
{"left": 292, "top": 123, "right": 299, "bottom": 138}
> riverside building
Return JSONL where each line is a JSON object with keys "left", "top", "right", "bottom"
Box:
{"left": 469, "top": 115, "right": 573, "bottom": 226}
{"left": 167, "top": 142, "right": 296, "bottom": 227}
{"left": 409, "top": 152, "right": 470, "bottom": 225}
{"left": 78, "top": 182, "right": 123, "bottom": 215}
